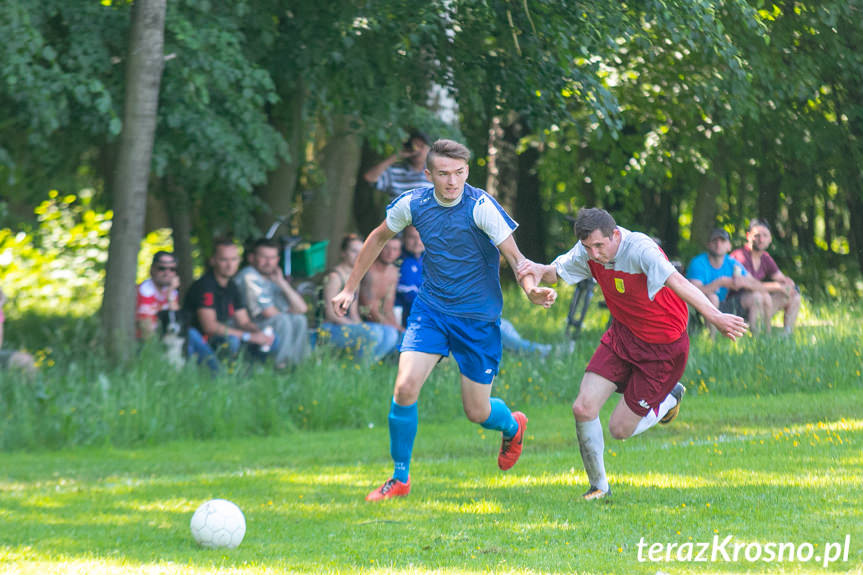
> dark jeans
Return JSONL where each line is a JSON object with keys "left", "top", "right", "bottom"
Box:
{"left": 186, "top": 328, "right": 277, "bottom": 373}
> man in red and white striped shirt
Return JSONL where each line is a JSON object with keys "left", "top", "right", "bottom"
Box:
{"left": 519, "top": 208, "right": 748, "bottom": 500}
{"left": 135, "top": 251, "right": 180, "bottom": 339}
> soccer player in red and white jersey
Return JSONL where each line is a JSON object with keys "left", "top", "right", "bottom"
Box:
{"left": 518, "top": 208, "right": 748, "bottom": 500}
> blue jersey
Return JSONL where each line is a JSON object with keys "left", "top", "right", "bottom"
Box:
{"left": 686, "top": 252, "right": 747, "bottom": 303}
{"left": 386, "top": 184, "right": 517, "bottom": 321}
{"left": 396, "top": 252, "right": 423, "bottom": 309}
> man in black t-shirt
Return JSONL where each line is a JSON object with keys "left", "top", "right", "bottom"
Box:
{"left": 183, "top": 239, "right": 276, "bottom": 371}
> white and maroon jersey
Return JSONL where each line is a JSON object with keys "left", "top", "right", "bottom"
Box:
{"left": 553, "top": 227, "right": 687, "bottom": 343}
{"left": 136, "top": 279, "right": 177, "bottom": 334}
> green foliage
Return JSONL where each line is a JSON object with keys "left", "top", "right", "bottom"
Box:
{"left": 136, "top": 228, "right": 181, "bottom": 284}
{"left": 3, "top": 0, "right": 863, "bottom": 316}
{"left": 0, "top": 190, "right": 111, "bottom": 316}
{"left": 152, "top": 1, "right": 288, "bottom": 239}
{"left": 0, "top": 1, "right": 127, "bottom": 206}
{"left": 0, "top": 193, "right": 175, "bottom": 318}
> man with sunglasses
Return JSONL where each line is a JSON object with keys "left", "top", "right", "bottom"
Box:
{"left": 136, "top": 251, "right": 180, "bottom": 339}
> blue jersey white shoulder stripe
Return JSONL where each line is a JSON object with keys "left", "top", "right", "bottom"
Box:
{"left": 385, "top": 184, "right": 517, "bottom": 321}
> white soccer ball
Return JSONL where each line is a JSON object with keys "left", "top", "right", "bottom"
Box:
{"left": 190, "top": 499, "right": 246, "bottom": 549}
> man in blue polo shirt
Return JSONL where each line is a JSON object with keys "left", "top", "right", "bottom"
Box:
{"left": 332, "top": 139, "right": 557, "bottom": 501}
{"left": 686, "top": 228, "right": 769, "bottom": 334}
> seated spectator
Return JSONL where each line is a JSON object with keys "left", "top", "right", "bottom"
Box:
{"left": 686, "top": 228, "right": 770, "bottom": 334}
{"left": 0, "top": 287, "right": 36, "bottom": 375}
{"left": 363, "top": 131, "right": 432, "bottom": 200}
{"left": 731, "top": 219, "right": 801, "bottom": 335}
{"left": 183, "top": 239, "right": 276, "bottom": 372}
{"left": 359, "top": 236, "right": 403, "bottom": 336}
{"left": 318, "top": 234, "right": 400, "bottom": 362}
{"left": 136, "top": 251, "right": 180, "bottom": 339}
{"left": 234, "top": 238, "right": 310, "bottom": 368}
{"left": 395, "top": 225, "right": 423, "bottom": 328}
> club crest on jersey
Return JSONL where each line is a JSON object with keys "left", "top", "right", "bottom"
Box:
{"left": 614, "top": 277, "right": 625, "bottom": 293}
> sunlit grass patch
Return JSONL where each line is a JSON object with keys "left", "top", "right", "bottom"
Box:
{"left": 1, "top": 388, "right": 860, "bottom": 574}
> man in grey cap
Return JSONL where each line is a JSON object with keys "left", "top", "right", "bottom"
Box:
{"left": 686, "top": 228, "right": 770, "bottom": 334}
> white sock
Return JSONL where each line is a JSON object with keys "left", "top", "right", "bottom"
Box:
{"left": 631, "top": 392, "right": 678, "bottom": 437}
{"left": 576, "top": 418, "right": 609, "bottom": 492}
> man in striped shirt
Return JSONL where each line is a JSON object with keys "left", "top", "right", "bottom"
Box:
{"left": 364, "top": 131, "right": 431, "bottom": 200}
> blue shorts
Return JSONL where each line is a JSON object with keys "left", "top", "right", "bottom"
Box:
{"left": 400, "top": 298, "right": 502, "bottom": 384}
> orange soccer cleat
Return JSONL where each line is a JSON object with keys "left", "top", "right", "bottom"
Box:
{"left": 365, "top": 478, "right": 411, "bottom": 501}
{"left": 498, "top": 411, "right": 528, "bottom": 470}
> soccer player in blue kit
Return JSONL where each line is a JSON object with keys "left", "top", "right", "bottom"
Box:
{"left": 332, "top": 139, "right": 557, "bottom": 501}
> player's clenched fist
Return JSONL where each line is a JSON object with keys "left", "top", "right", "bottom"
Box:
{"left": 331, "top": 290, "right": 354, "bottom": 317}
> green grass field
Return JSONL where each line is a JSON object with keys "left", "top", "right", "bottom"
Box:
{"left": 1, "top": 387, "right": 860, "bottom": 574}
{"left": 1, "top": 294, "right": 861, "bottom": 573}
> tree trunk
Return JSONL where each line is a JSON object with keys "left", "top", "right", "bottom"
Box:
{"left": 756, "top": 164, "right": 781, "bottom": 227}
{"left": 353, "top": 140, "right": 387, "bottom": 236}
{"left": 302, "top": 115, "right": 363, "bottom": 267}
{"left": 823, "top": 188, "right": 834, "bottom": 253}
{"left": 804, "top": 197, "right": 817, "bottom": 252}
{"left": 485, "top": 116, "right": 504, "bottom": 199}
{"left": 101, "top": 0, "right": 166, "bottom": 362}
{"left": 163, "top": 177, "right": 194, "bottom": 301}
{"left": 690, "top": 174, "right": 720, "bottom": 249}
{"left": 846, "top": 190, "right": 863, "bottom": 273}
{"left": 652, "top": 184, "right": 679, "bottom": 258}
{"left": 830, "top": 86, "right": 863, "bottom": 272}
{"left": 690, "top": 143, "right": 727, "bottom": 248}
{"left": 513, "top": 139, "right": 544, "bottom": 262}
{"left": 257, "top": 87, "right": 305, "bottom": 233}
{"left": 485, "top": 114, "right": 545, "bottom": 262}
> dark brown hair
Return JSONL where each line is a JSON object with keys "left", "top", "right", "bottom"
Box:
{"left": 340, "top": 233, "right": 362, "bottom": 252}
{"left": 574, "top": 208, "right": 617, "bottom": 241}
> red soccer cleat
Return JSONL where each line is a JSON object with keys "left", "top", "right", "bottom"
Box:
{"left": 365, "top": 478, "right": 411, "bottom": 501}
{"left": 498, "top": 411, "right": 528, "bottom": 470}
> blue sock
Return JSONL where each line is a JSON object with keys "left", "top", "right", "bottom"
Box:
{"left": 481, "top": 397, "right": 518, "bottom": 438}
{"left": 389, "top": 399, "right": 418, "bottom": 483}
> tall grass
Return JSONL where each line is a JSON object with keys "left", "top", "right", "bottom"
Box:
{"left": 1, "top": 288, "right": 861, "bottom": 450}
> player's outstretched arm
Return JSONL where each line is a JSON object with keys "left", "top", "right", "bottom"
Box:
{"left": 498, "top": 236, "right": 557, "bottom": 308}
{"left": 516, "top": 259, "right": 559, "bottom": 286}
{"left": 665, "top": 271, "right": 748, "bottom": 341}
{"left": 331, "top": 222, "right": 397, "bottom": 317}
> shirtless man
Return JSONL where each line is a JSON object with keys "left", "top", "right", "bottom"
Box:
{"left": 359, "top": 236, "right": 403, "bottom": 331}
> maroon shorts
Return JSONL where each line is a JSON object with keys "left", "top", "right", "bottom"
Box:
{"left": 585, "top": 320, "right": 689, "bottom": 417}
